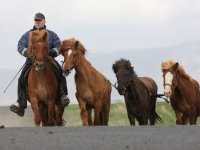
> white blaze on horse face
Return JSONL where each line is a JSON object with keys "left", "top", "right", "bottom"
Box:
{"left": 164, "top": 72, "right": 173, "bottom": 97}
{"left": 68, "top": 49, "right": 72, "bottom": 57}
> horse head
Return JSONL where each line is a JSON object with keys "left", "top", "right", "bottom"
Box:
{"left": 112, "top": 59, "right": 135, "bottom": 95}
{"left": 29, "top": 30, "right": 49, "bottom": 70}
{"left": 60, "top": 38, "right": 86, "bottom": 76}
{"left": 161, "top": 61, "right": 179, "bottom": 97}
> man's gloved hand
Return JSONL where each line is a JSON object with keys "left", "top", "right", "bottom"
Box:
{"left": 49, "top": 48, "right": 60, "bottom": 57}
{"left": 21, "top": 48, "right": 28, "bottom": 57}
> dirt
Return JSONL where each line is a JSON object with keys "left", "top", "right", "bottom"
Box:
{"left": 0, "top": 106, "right": 35, "bottom": 127}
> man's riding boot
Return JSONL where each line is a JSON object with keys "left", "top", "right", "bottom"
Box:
{"left": 60, "top": 76, "right": 70, "bottom": 107}
{"left": 10, "top": 91, "right": 26, "bottom": 117}
{"left": 10, "top": 60, "right": 31, "bottom": 117}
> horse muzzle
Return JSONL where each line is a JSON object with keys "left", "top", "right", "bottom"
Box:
{"left": 164, "top": 85, "right": 172, "bottom": 97}
{"left": 35, "top": 62, "right": 45, "bottom": 70}
{"left": 117, "top": 86, "right": 126, "bottom": 95}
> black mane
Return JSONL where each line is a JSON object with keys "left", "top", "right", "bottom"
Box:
{"left": 112, "top": 58, "right": 137, "bottom": 77}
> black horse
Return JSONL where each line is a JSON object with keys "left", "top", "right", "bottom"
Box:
{"left": 112, "top": 58, "right": 163, "bottom": 125}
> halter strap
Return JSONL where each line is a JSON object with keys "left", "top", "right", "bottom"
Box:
{"left": 32, "top": 40, "right": 47, "bottom": 45}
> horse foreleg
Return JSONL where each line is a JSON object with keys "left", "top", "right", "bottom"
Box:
{"left": 80, "top": 102, "right": 88, "bottom": 126}
{"left": 76, "top": 93, "right": 88, "bottom": 126}
{"left": 47, "top": 100, "right": 55, "bottom": 126}
{"left": 30, "top": 98, "right": 41, "bottom": 127}
{"left": 38, "top": 102, "right": 48, "bottom": 126}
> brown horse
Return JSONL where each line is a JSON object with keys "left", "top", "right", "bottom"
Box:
{"left": 28, "top": 30, "right": 64, "bottom": 126}
{"left": 112, "top": 58, "right": 163, "bottom": 125}
{"left": 60, "top": 38, "right": 111, "bottom": 126}
{"left": 161, "top": 61, "right": 200, "bottom": 125}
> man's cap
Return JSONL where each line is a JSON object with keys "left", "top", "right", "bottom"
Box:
{"left": 34, "top": 13, "right": 45, "bottom": 20}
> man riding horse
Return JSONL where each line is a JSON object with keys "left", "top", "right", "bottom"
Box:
{"left": 10, "top": 12, "right": 70, "bottom": 117}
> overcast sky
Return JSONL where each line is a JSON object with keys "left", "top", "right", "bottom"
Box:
{"left": 1, "top": 0, "right": 200, "bottom": 69}
{"left": 1, "top": 0, "right": 200, "bottom": 106}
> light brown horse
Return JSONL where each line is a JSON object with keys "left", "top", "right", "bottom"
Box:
{"left": 161, "top": 61, "right": 200, "bottom": 125}
{"left": 28, "top": 30, "right": 64, "bottom": 126}
{"left": 60, "top": 38, "right": 111, "bottom": 126}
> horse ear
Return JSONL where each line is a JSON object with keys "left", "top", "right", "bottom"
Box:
{"left": 42, "top": 31, "right": 48, "bottom": 41}
{"left": 30, "top": 31, "right": 36, "bottom": 44}
{"left": 127, "top": 60, "right": 132, "bottom": 68}
{"left": 74, "top": 40, "right": 86, "bottom": 55}
{"left": 112, "top": 64, "right": 118, "bottom": 74}
{"left": 173, "top": 62, "right": 179, "bottom": 70}
{"left": 74, "top": 40, "right": 80, "bottom": 49}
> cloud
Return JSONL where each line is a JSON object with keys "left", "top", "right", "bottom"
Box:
{"left": 1, "top": 0, "right": 200, "bottom": 70}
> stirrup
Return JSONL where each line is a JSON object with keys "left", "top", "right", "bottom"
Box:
{"left": 61, "top": 95, "right": 70, "bottom": 107}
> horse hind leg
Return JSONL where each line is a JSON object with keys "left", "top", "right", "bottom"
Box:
{"left": 87, "top": 108, "right": 93, "bottom": 126}
{"left": 149, "top": 114, "right": 156, "bottom": 125}
{"left": 188, "top": 108, "right": 197, "bottom": 125}
{"left": 93, "top": 102, "right": 102, "bottom": 125}
{"left": 100, "top": 104, "right": 110, "bottom": 126}
{"left": 55, "top": 105, "right": 65, "bottom": 126}
{"left": 137, "top": 115, "right": 148, "bottom": 125}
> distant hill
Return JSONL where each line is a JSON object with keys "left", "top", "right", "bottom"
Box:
{"left": 1, "top": 41, "right": 200, "bottom": 106}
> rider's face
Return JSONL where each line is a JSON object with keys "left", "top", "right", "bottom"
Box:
{"left": 34, "top": 19, "right": 46, "bottom": 29}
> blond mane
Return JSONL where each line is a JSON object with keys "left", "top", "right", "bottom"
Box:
{"left": 60, "top": 38, "right": 87, "bottom": 56}
{"left": 161, "top": 60, "right": 191, "bottom": 79}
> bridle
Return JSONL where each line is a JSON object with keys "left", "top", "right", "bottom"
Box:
{"left": 62, "top": 46, "right": 80, "bottom": 74}
{"left": 116, "top": 77, "right": 132, "bottom": 90}
{"left": 163, "top": 72, "right": 178, "bottom": 92}
{"left": 30, "top": 40, "right": 49, "bottom": 64}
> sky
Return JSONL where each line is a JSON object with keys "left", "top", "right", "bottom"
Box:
{"left": 1, "top": 0, "right": 200, "bottom": 69}
{"left": 1, "top": 0, "right": 200, "bottom": 105}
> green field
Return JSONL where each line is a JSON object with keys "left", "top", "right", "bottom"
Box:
{"left": 63, "top": 102, "right": 200, "bottom": 126}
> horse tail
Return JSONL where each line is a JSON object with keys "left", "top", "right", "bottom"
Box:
{"left": 155, "top": 113, "right": 164, "bottom": 124}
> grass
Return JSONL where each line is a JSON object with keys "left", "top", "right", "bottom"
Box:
{"left": 63, "top": 102, "right": 200, "bottom": 126}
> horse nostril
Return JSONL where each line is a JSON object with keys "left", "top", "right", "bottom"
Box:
{"left": 40, "top": 63, "right": 45, "bottom": 67}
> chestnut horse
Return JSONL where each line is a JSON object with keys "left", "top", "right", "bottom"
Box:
{"left": 28, "top": 30, "right": 64, "bottom": 126}
{"left": 161, "top": 61, "right": 200, "bottom": 125}
{"left": 112, "top": 59, "right": 163, "bottom": 125}
{"left": 60, "top": 38, "right": 111, "bottom": 126}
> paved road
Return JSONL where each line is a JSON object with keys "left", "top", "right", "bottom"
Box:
{"left": 0, "top": 126, "right": 200, "bottom": 150}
